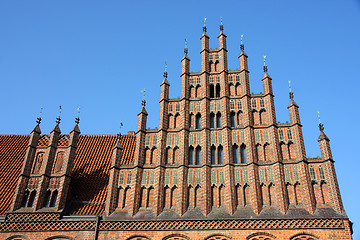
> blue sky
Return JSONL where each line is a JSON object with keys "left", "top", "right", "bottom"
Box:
{"left": 0, "top": 0, "right": 359, "bottom": 238}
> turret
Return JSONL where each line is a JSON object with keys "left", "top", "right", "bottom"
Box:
{"left": 318, "top": 121, "right": 332, "bottom": 160}
{"left": 133, "top": 100, "right": 148, "bottom": 166}
{"left": 181, "top": 46, "right": 190, "bottom": 99}
{"left": 200, "top": 24, "right": 209, "bottom": 73}
{"left": 217, "top": 22, "right": 228, "bottom": 72}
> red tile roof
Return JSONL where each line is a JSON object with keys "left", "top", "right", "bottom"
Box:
{"left": 0, "top": 134, "right": 135, "bottom": 216}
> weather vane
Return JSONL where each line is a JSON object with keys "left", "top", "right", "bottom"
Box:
{"left": 220, "top": 16, "right": 223, "bottom": 25}
{"left": 37, "top": 105, "right": 43, "bottom": 124}
{"left": 185, "top": 38, "right": 188, "bottom": 49}
{"left": 317, "top": 110, "right": 321, "bottom": 124}
{"left": 119, "top": 121, "right": 123, "bottom": 134}
{"left": 204, "top": 17, "right": 207, "bottom": 27}
{"left": 263, "top": 55, "right": 267, "bottom": 66}
{"left": 77, "top": 106, "right": 81, "bottom": 117}
{"left": 57, "top": 105, "right": 62, "bottom": 124}
{"left": 140, "top": 89, "right": 146, "bottom": 100}
{"left": 165, "top": 61, "right": 167, "bottom": 72}
{"left": 241, "top": 34, "right": 244, "bottom": 45}
{"left": 288, "top": 80, "right": 292, "bottom": 93}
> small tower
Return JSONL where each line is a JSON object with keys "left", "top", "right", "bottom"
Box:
{"left": 318, "top": 121, "right": 332, "bottom": 160}
{"left": 181, "top": 44, "right": 190, "bottom": 99}
{"left": 200, "top": 20, "right": 210, "bottom": 73}
{"left": 238, "top": 36, "right": 250, "bottom": 96}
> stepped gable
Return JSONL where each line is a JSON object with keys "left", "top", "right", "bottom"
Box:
{"left": 0, "top": 134, "right": 135, "bottom": 216}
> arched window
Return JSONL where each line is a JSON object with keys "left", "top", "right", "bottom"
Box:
{"left": 210, "top": 113, "right": 215, "bottom": 128}
{"left": 50, "top": 190, "right": 58, "bottom": 207}
{"left": 189, "top": 146, "right": 194, "bottom": 165}
{"left": 211, "top": 146, "right": 216, "bottom": 165}
{"left": 233, "top": 145, "right": 239, "bottom": 164}
{"left": 28, "top": 190, "right": 36, "bottom": 207}
{"left": 240, "top": 144, "right": 247, "bottom": 164}
{"left": 230, "top": 112, "right": 236, "bottom": 127}
{"left": 189, "top": 114, "right": 194, "bottom": 128}
{"left": 215, "top": 84, "right": 220, "bottom": 98}
{"left": 147, "top": 187, "right": 153, "bottom": 207}
{"left": 44, "top": 190, "right": 51, "bottom": 207}
{"left": 218, "top": 146, "right": 223, "bottom": 164}
{"left": 195, "top": 147, "right": 201, "bottom": 165}
{"left": 216, "top": 112, "right": 222, "bottom": 128}
{"left": 196, "top": 113, "right": 201, "bottom": 129}
{"left": 21, "top": 190, "right": 30, "bottom": 208}
{"left": 210, "top": 84, "right": 215, "bottom": 98}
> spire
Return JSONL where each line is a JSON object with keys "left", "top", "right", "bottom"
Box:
{"left": 52, "top": 106, "right": 62, "bottom": 133}
{"left": 201, "top": 17, "right": 209, "bottom": 38}
{"left": 262, "top": 55, "right": 271, "bottom": 80}
{"left": 71, "top": 107, "right": 81, "bottom": 133}
{"left": 288, "top": 80, "right": 298, "bottom": 108}
{"left": 161, "top": 61, "right": 170, "bottom": 86}
{"left": 182, "top": 38, "right": 190, "bottom": 61}
{"left": 318, "top": 111, "right": 329, "bottom": 141}
{"left": 219, "top": 16, "right": 226, "bottom": 36}
{"left": 114, "top": 122, "right": 123, "bottom": 150}
{"left": 139, "top": 99, "right": 148, "bottom": 115}
{"left": 239, "top": 34, "right": 247, "bottom": 57}
{"left": 32, "top": 107, "right": 42, "bottom": 134}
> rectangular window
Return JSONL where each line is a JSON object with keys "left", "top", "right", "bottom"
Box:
{"left": 220, "top": 171, "right": 225, "bottom": 184}
{"left": 230, "top": 101, "right": 235, "bottom": 110}
{"left": 169, "top": 103, "right": 173, "bottom": 112}
{"left": 236, "top": 75, "right": 240, "bottom": 82}
{"left": 310, "top": 167, "right": 316, "bottom": 180}
{"left": 235, "top": 170, "right": 241, "bottom": 183}
{"left": 218, "top": 133, "right": 222, "bottom": 144}
{"left": 210, "top": 102, "right": 215, "bottom": 111}
{"left": 173, "top": 172, "right": 178, "bottom": 184}
{"left": 260, "top": 170, "right": 265, "bottom": 183}
{"left": 269, "top": 169, "right": 274, "bottom": 182}
{"left": 197, "top": 133, "right": 201, "bottom": 145}
{"left": 210, "top": 76, "right": 214, "bottom": 83}
{"left": 196, "top": 171, "right": 201, "bottom": 184}
{"left": 285, "top": 168, "right": 291, "bottom": 182}
{"left": 216, "top": 76, "right": 220, "bottom": 83}
{"left": 150, "top": 172, "right": 155, "bottom": 184}
{"left": 189, "top": 134, "right": 194, "bottom": 145}
{"left": 188, "top": 170, "right": 193, "bottom": 184}
{"left": 252, "top": 99, "right": 257, "bottom": 108}
{"left": 190, "top": 103, "right": 194, "bottom": 112}
{"left": 293, "top": 167, "right": 299, "bottom": 181}
{"left": 145, "top": 135, "right": 150, "bottom": 146}
{"left": 175, "top": 134, "right": 179, "bottom": 146}
{"left": 243, "top": 170, "right": 248, "bottom": 183}
{"left": 190, "top": 77, "right": 194, "bottom": 85}
{"left": 279, "top": 129, "right": 284, "bottom": 140}
{"left": 197, "top": 102, "right": 200, "bottom": 111}
{"left": 196, "top": 77, "right": 200, "bottom": 85}
{"left": 119, "top": 173, "right": 124, "bottom": 185}
{"left": 287, "top": 129, "right": 293, "bottom": 140}
{"left": 260, "top": 99, "right": 265, "bottom": 108}
{"left": 217, "top": 102, "right": 221, "bottom": 110}
{"left": 255, "top": 131, "right": 260, "bottom": 142}
{"left": 165, "top": 172, "right": 170, "bottom": 185}
{"left": 167, "top": 134, "right": 172, "bottom": 146}
{"left": 211, "top": 171, "right": 216, "bottom": 184}
{"left": 232, "top": 132, "right": 237, "bottom": 143}
{"left": 215, "top": 54, "right": 219, "bottom": 60}
{"left": 142, "top": 172, "right": 147, "bottom": 185}
{"left": 319, "top": 167, "right": 325, "bottom": 180}
{"left": 228, "top": 75, "right": 233, "bottom": 83}
{"left": 211, "top": 133, "right": 215, "bottom": 144}
{"left": 263, "top": 130, "right": 268, "bottom": 142}
{"left": 240, "top": 131, "right": 245, "bottom": 142}
{"left": 176, "top": 103, "right": 180, "bottom": 112}
{"left": 153, "top": 134, "right": 157, "bottom": 146}
{"left": 237, "top": 101, "right": 242, "bottom": 110}
{"left": 127, "top": 173, "right": 132, "bottom": 184}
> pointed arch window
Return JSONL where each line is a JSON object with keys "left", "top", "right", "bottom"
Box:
{"left": 195, "top": 147, "right": 201, "bottom": 165}
{"left": 50, "top": 190, "right": 58, "bottom": 207}
{"left": 210, "top": 113, "right": 215, "bottom": 128}
{"left": 210, "top": 84, "right": 215, "bottom": 98}
{"left": 28, "top": 190, "right": 36, "bottom": 207}
{"left": 189, "top": 146, "right": 194, "bottom": 165}
{"left": 44, "top": 190, "right": 51, "bottom": 207}
{"left": 216, "top": 112, "right": 222, "bottom": 128}
{"left": 240, "top": 144, "right": 247, "bottom": 164}
{"left": 233, "top": 145, "right": 239, "bottom": 164}
{"left": 215, "top": 84, "right": 221, "bottom": 98}
{"left": 196, "top": 113, "right": 201, "bottom": 129}
{"left": 211, "top": 146, "right": 216, "bottom": 165}
{"left": 230, "top": 112, "right": 236, "bottom": 127}
{"left": 21, "top": 190, "right": 30, "bottom": 208}
{"left": 218, "top": 146, "right": 224, "bottom": 164}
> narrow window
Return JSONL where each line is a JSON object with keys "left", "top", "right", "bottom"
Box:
{"left": 218, "top": 146, "right": 223, "bottom": 164}
{"left": 196, "top": 77, "right": 200, "bottom": 85}
{"left": 319, "top": 166, "right": 325, "bottom": 180}
{"left": 230, "top": 112, "right": 236, "bottom": 127}
{"left": 233, "top": 145, "right": 239, "bottom": 164}
{"left": 169, "top": 103, "right": 173, "bottom": 112}
{"left": 230, "top": 101, "right": 235, "bottom": 110}
{"left": 216, "top": 112, "right": 222, "bottom": 128}
{"left": 210, "top": 113, "right": 215, "bottom": 128}
{"left": 28, "top": 190, "right": 36, "bottom": 207}
{"left": 252, "top": 99, "right": 257, "bottom": 108}
{"left": 21, "top": 190, "right": 30, "bottom": 207}
{"left": 210, "top": 84, "right": 215, "bottom": 98}
{"left": 211, "top": 146, "right": 216, "bottom": 165}
{"left": 287, "top": 129, "right": 293, "bottom": 140}
{"left": 189, "top": 147, "right": 194, "bottom": 165}
{"left": 145, "top": 135, "right": 150, "bottom": 146}
{"left": 196, "top": 113, "right": 201, "bottom": 129}
{"left": 228, "top": 75, "right": 233, "bottom": 83}
{"left": 215, "top": 84, "right": 220, "bottom": 98}
{"left": 240, "top": 144, "right": 247, "bottom": 164}
{"left": 44, "top": 190, "right": 51, "bottom": 207}
{"left": 209, "top": 76, "right": 214, "bottom": 83}
{"left": 310, "top": 167, "right": 316, "bottom": 180}
{"left": 195, "top": 147, "right": 201, "bottom": 165}
{"left": 260, "top": 99, "right": 265, "bottom": 108}
{"left": 279, "top": 129, "right": 284, "bottom": 140}
{"left": 236, "top": 75, "right": 240, "bottom": 83}
{"left": 176, "top": 103, "right": 180, "bottom": 112}
{"left": 190, "top": 77, "right": 194, "bottom": 85}
{"left": 237, "top": 100, "right": 242, "bottom": 110}
{"left": 189, "top": 114, "right": 194, "bottom": 128}
{"left": 190, "top": 103, "right": 194, "bottom": 112}
{"left": 50, "top": 190, "right": 58, "bottom": 207}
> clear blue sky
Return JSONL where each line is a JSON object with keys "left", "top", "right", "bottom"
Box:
{"left": 0, "top": 0, "right": 359, "bottom": 237}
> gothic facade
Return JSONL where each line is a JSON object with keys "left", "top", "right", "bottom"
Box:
{"left": 0, "top": 25, "right": 352, "bottom": 240}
